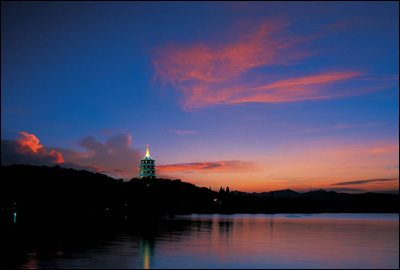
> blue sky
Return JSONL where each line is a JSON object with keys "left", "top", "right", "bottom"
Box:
{"left": 1, "top": 2, "right": 399, "bottom": 193}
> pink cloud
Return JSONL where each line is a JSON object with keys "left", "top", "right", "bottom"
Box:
{"left": 154, "top": 20, "right": 294, "bottom": 84}
{"left": 224, "top": 71, "right": 363, "bottom": 105}
{"left": 48, "top": 150, "right": 64, "bottom": 164}
{"left": 367, "top": 143, "right": 399, "bottom": 154}
{"left": 17, "top": 132, "right": 43, "bottom": 153}
{"left": 173, "top": 130, "right": 198, "bottom": 135}
{"left": 153, "top": 20, "right": 315, "bottom": 110}
{"left": 153, "top": 19, "right": 397, "bottom": 110}
{"left": 17, "top": 132, "right": 64, "bottom": 164}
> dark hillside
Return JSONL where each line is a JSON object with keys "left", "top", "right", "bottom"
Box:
{"left": 1, "top": 165, "right": 398, "bottom": 224}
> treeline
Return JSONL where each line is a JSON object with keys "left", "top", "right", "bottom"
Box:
{"left": 1, "top": 164, "right": 398, "bottom": 223}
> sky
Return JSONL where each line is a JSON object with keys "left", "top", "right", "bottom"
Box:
{"left": 1, "top": 1, "right": 399, "bottom": 193}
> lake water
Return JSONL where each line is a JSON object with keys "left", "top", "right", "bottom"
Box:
{"left": 2, "top": 213, "right": 398, "bottom": 269}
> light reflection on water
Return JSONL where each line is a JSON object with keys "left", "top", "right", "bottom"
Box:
{"left": 12, "top": 214, "right": 400, "bottom": 269}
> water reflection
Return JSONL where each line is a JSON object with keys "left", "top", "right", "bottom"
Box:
{"left": 139, "top": 237, "right": 154, "bottom": 269}
{"left": 21, "top": 252, "right": 38, "bottom": 269}
{"left": 2, "top": 214, "right": 398, "bottom": 269}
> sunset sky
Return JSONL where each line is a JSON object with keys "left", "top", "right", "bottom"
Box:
{"left": 1, "top": 2, "right": 399, "bottom": 193}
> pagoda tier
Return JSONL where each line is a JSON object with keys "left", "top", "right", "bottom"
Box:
{"left": 138, "top": 145, "right": 157, "bottom": 179}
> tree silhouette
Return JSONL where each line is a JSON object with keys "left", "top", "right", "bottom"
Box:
{"left": 1, "top": 164, "right": 398, "bottom": 219}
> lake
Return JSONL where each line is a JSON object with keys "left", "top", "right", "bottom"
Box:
{"left": 2, "top": 213, "right": 398, "bottom": 269}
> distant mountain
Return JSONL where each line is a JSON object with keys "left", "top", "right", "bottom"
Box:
{"left": 240, "top": 189, "right": 301, "bottom": 199}
{"left": 235, "top": 188, "right": 395, "bottom": 200}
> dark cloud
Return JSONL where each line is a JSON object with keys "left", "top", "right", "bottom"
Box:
{"left": 105, "top": 134, "right": 131, "bottom": 152}
{"left": 1, "top": 138, "right": 104, "bottom": 173}
{"left": 331, "top": 178, "right": 399, "bottom": 186}
{"left": 74, "top": 134, "right": 142, "bottom": 178}
{"left": 78, "top": 136, "right": 108, "bottom": 156}
{"left": 326, "top": 187, "right": 365, "bottom": 192}
{"left": 158, "top": 160, "right": 256, "bottom": 173}
{"left": 1, "top": 132, "right": 143, "bottom": 179}
{"left": 202, "top": 164, "right": 222, "bottom": 169}
{"left": 372, "top": 190, "right": 399, "bottom": 195}
{"left": 1, "top": 139, "right": 63, "bottom": 166}
{"left": 1, "top": 139, "right": 34, "bottom": 165}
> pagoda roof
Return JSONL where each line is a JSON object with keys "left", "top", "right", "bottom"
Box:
{"left": 140, "top": 157, "right": 156, "bottom": 161}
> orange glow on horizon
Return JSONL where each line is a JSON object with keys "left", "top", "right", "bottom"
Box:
{"left": 10, "top": 132, "right": 398, "bottom": 194}
{"left": 157, "top": 139, "right": 399, "bottom": 193}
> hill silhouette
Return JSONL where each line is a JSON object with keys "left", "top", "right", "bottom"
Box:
{"left": 1, "top": 164, "right": 398, "bottom": 223}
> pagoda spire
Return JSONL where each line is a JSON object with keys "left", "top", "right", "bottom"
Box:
{"left": 145, "top": 144, "right": 150, "bottom": 158}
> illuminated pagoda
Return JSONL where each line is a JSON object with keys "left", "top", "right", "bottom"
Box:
{"left": 138, "top": 144, "right": 157, "bottom": 179}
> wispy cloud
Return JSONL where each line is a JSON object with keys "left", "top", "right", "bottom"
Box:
{"left": 153, "top": 19, "right": 396, "bottom": 111}
{"left": 173, "top": 130, "right": 198, "bottom": 135}
{"left": 154, "top": 20, "right": 300, "bottom": 84}
{"left": 325, "top": 187, "right": 365, "bottom": 192}
{"left": 295, "top": 122, "right": 384, "bottom": 134}
{"left": 153, "top": 19, "right": 318, "bottom": 110}
{"left": 331, "top": 178, "right": 399, "bottom": 186}
{"left": 280, "top": 144, "right": 302, "bottom": 150}
{"left": 367, "top": 143, "right": 399, "bottom": 154}
{"left": 158, "top": 160, "right": 256, "bottom": 173}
